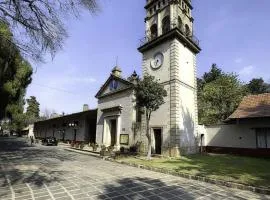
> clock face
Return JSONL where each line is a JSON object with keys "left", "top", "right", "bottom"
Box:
{"left": 150, "top": 52, "right": 164, "bottom": 69}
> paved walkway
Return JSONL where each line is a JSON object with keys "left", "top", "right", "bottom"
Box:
{"left": 0, "top": 137, "right": 269, "bottom": 200}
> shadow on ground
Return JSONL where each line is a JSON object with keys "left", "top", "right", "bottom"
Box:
{"left": 98, "top": 177, "right": 196, "bottom": 200}
{"left": 0, "top": 137, "right": 76, "bottom": 187}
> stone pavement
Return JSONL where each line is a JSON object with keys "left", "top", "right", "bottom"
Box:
{"left": 0, "top": 137, "right": 269, "bottom": 200}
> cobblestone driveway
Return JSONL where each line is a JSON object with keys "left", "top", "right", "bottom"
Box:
{"left": 0, "top": 137, "right": 269, "bottom": 200}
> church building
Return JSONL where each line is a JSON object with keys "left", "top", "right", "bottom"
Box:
{"left": 95, "top": 68, "right": 139, "bottom": 150}
{"left": 95, "top": 0, "right": 201, "bottom": 157}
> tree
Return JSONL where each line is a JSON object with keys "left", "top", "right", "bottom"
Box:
{"left": 201, "top": 74, "right": 246, "bottom": 124}
{"left": 26, "top": 96, "right": 40, "bottom": 124}
{"left": 198, "top": 64, "right": 246, "bottom": 125}
{"left": 246, "top": 78, "right": 269, "bottom": 94}
{"left": 0, "top": 22, "right": 33, "bottom": 122}
{"left": 202, "top": 63, "right": 223, "bottom": 84}
{"left": 135, "top": 75, "right": 167, "bottom": 159}
{"left": 198, "top": 64, "right": 224, "bottom": 125}
{"left": 0, "top": 0, "right": 99, "bottom": 61}
{"left": 6, "top": 103, "right": 28, "bottom": 132}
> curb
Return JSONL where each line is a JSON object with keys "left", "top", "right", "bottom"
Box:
{"left": 64, "top": 148, "right": 101, "bottom": 158}
{"left": 61, "top": 148, "right": 270, "bottom": 195}
{"left": 103, "top": 157, "right": 270, "bottom": 195}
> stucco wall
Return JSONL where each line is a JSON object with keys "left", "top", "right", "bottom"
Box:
{"left": 34, "top": 111, "right": 97, "bottom": 143}
{"left": 142, "top": 40, "right": 171, "bottom": 83}
{"left": 178, "top": 42, "right": 195, "bottom": 87}
{"left": 204, "top": 124, "right": 257, "bottom": 149}
{"left": 179, "top": 85, "right": 197, "bottom": 152}
{"left": 35, "top": 117, "right": 86, "bottom": 142}
{"left": 96, "top": 89, "right": 136, "bottom": 146}
{"left": 149, "top": 84, "right": 170, "bottom": 147}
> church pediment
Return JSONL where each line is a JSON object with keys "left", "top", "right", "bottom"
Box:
{"left": 95, "top": 75, "right": 133, "bottom": 98}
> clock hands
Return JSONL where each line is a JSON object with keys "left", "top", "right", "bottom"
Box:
{"left": 150, "top": 52, "right": 163, "bottom": 69}
{"left": 155, "top": 59, "right": 159, "bottom": 66}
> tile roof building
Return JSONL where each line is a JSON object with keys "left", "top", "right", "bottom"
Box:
{"left": 228, "top": 93, "right": 270, "bottom": 120}
{"left": 202, "top": 93, "right": 270, "bottom": 157}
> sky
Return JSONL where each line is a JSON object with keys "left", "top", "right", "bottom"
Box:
{"left": 26, "top": 0, "right": 270, "bottom": 115}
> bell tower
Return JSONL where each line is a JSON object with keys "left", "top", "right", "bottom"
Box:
{"left": 138, "top": 0, "right": 201, "bottom": 156}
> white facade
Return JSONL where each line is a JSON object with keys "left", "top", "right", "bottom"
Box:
{"left": 34, "top": 110, "right": 97, "bottom": 143}
{"left": 96, "top": 90, "right": 136, "bottom": 149}
{"left": 139, "top": 0, "right": 200, "bottom": 156}
{"left": 201, "top": 122, "right": 270, "bottom": 149}
{"left": 95, "top": 72, "right": 138, "bottom": 150}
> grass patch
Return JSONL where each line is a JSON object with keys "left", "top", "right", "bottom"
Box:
{"left": 119, "top": 154, "right": 270, "bottom": 188}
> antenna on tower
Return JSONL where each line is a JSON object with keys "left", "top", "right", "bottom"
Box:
{"left": 116, "top": 56, "right": 118, "bottom": 66}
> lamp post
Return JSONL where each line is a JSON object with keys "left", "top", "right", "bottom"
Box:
{"left": 68, "top": 121, "right": 79, "bottom": 142}
{"left": 62, "top": 123, "right": 67, "bottom": 142}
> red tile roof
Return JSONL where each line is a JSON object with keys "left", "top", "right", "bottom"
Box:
{"left": 228, "top": 93, "right": 270, "bottom": 119}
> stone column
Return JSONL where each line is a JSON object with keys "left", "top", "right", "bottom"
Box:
{"left": 169, "top": 39, "right": 181, "bottom": 157}
{"left": 103, "top": 118, "right": 109, "bottom": 146}
{"left": 115, "top": 116, "right": 121, "bottom": 150}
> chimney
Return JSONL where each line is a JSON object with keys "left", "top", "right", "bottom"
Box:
{"left": 83, "top": 104, "right": 89, "bottom": 111}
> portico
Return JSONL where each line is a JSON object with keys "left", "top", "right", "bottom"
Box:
{"left": 101, "top": 106, "right": 122, "bottom": 150}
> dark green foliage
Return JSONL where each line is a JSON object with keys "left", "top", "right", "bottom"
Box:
{"left": 246, "top": 78, "right": 269, "bottom": 94}
{"left": 26, "top": 96, "right": 40, "bottom": 123}
{"left": 202, "top": 64, "right": 223, "bottom": 84}
{"left": 198, "top": 64, "right": 246, "bottom": 125}
{"left": 0, "top": 22, "right": 33, "bottom": 131}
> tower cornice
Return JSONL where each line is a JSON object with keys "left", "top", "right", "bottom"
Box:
{"left": 138, "top": 28, "right": 201, "bottom": 54}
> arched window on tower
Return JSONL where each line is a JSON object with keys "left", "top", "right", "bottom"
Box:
{"left": 185, "top": 24, "right": 191, "bottom": 37}
{"left": 178, "top": 16, "right": 183, "bottom": 32}
{"left": 162, "top": 16, "right": 170, "bottom": 34}
{"left": 150, "top": 24, "right": 158, "bottom": 40}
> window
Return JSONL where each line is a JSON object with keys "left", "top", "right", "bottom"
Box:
{"left": 256, "top": 128, "right": 270, "bottom": 148}
{"left": 109, "top": 80, "right": 119, "bottom": 91}
{"left": 150, "top": 24, "right": 158, "bottom": 39}
{"left": 162, "top": 15, "right": 170, "bottom": 34}
{"left": 178, "top": 16, "right": 183, "bottom": 30}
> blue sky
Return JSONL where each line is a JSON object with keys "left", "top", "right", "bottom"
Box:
{"left": 26, "top": 0, "right": 270, "bottom": 115}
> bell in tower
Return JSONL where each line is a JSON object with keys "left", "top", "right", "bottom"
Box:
{"left": 140, "top": 0, "right": 200, "bottom": 51}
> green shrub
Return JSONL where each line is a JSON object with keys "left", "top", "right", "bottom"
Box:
{"left": 75, "top": 142, "right": 80, "bottom": 148}
{"left": 80, "top": 143, "right": 85, "bottom": 150}
{"left": 70, "top": 141, "right": 75, "bottom": 147}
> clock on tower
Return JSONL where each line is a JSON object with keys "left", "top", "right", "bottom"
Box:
{"left": 138, "top": 0, "right": 201, "bottom": 157}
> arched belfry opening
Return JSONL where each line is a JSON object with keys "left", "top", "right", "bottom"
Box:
{"left": 178, "top": 16, "right": 183, "bottom": 31}
{"left": 162, "top": 15, "right": 170, "bottom": 34}
{"left": 185, "top": 24, "right": 191, "bottom": 37}
{"left": 150, "top": 23, "right": 158, "bottom": 39}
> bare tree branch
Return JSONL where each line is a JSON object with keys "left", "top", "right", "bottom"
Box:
{"left": 0, "top": 0, "right": 99, "bottom": 61}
